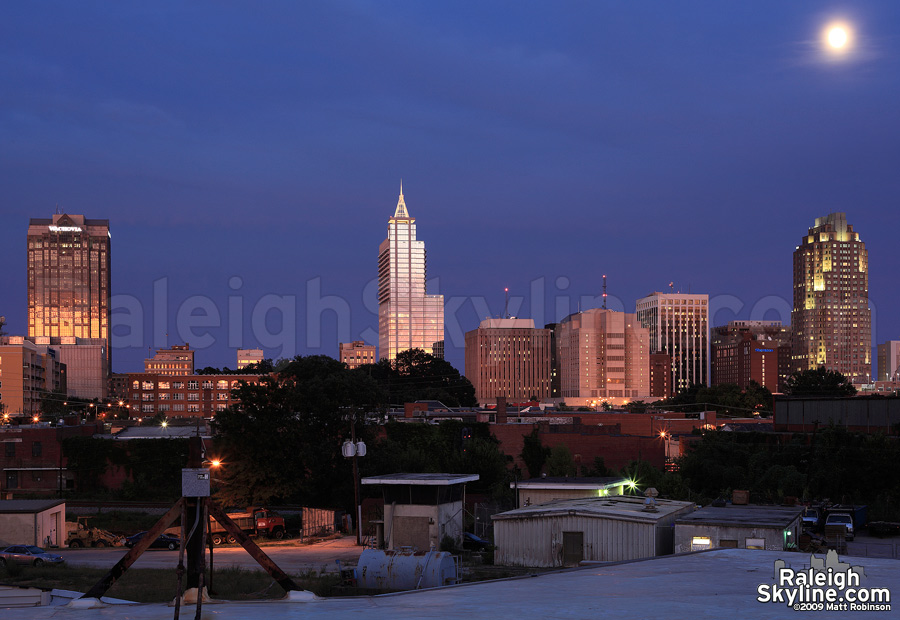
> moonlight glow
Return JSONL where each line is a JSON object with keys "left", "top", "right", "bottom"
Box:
{"left": 823, "top": 22, "right": 853, "bottom": 54}
{"left": 828, "top": 27, "right": 848, "bottom": 48}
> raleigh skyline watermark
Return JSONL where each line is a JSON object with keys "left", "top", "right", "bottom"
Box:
{"left": 109, "top": 275, "right": 879, "bottom": 362}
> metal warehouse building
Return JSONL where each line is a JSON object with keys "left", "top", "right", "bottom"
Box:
{"left": 492, "top": 495, "right": 695, "bottom": 567}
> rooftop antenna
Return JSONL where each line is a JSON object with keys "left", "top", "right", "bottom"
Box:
{"left": 669, "top": 281, "right": 674, "bottom": 294}
{"left": 602, "top": 275, "right": 608, "bottom": 310}
{"left": 504, "top": 288, "right": 510, "bottom": 319}
{"left": 55, "top": 203, "right": 61, "bottom": 215}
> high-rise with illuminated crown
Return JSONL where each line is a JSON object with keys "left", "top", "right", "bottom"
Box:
{"left": 377, "top": 184, "right": 444, "bottom": 361}
{"left": 791, "top": 212, "right": 871, "bottom": 382}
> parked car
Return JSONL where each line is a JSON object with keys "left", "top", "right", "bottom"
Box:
{"left": 801, "top": 507, "right": 823, "bottom": 531}
{"left": 825, "top": 513, "right": 854, "bottom": 540}
{"left": 124, "top": 531, "right": 181, "bottom": 550}
{"left": 463, "top": 532, "right": 492, "bottom": 551}
{"left": 0, "top": 545, "right": 65, "bottom": 567}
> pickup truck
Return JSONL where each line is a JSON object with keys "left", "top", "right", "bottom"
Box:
{"left": 825, "top": 512, "right": 854, "bottom": 540}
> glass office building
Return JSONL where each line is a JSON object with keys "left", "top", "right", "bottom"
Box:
{"left": 377, "top": 186, "right": 444, "bottom": 361}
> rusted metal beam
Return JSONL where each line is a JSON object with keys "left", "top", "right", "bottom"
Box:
{"left": 81, "top": 497, "right": 186, "bottom": 600}
{"left": 207, "top": 501, "right": 301, "bottom": 592}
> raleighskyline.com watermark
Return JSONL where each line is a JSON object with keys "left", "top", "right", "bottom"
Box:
{"left": 757, "top": 551, "right": 891, "bottom": 612}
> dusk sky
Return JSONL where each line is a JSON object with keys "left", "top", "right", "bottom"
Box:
{"left": 2, "top": 1, "right": 899, "bottom": 376}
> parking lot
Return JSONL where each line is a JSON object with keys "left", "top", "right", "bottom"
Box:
{"left": 57, "top": 536, "right": 364, "bottom": 573}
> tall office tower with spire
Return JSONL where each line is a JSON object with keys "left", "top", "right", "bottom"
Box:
{"left": 378, "top": 185, "right": 444, "bottom": 361}
{"left": 792, "top": 212, "right": 871, "bottom": 382}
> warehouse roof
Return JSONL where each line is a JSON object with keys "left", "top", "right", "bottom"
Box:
{"left": 512, "top": 476, "right": 628, "bottom": 490}
{"left": 361, "top": 473, "right": 479, "bottom": 486}
{"left": 676, "top": 504, "right": 803, "bottom": 529}
{"left": 0, "top": 499, "right": 65, "bottom": 514}
{"left": 493, "top": 495, "right": 695, "bottom": 523}
{"left": 8, "top": 549, "right": 898, "bottom": 619}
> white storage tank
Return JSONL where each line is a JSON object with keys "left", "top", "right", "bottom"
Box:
{"left": 356, "top": 548, "right": 458, "bottom": 590}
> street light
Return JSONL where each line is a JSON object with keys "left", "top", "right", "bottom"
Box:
{"left": 342, "top": 429, "right": 367, "bottom": 546}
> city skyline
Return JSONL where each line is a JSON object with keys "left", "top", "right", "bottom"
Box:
{"left": 2, "top": 3, "right": 900, "bottom": 375}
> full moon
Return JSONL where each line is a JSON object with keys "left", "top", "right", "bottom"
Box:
{"left": 828, "top": 26, "right": 848, "bottom": 49}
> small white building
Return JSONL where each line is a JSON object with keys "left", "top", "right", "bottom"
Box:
{"left": 361, "top": 473, "right": 478, "bottom": 551}
{"left": 674, "top": 504, "right": 803, "bottom": 553}
{"left": 0, "top": 499, "right": 66, "bottom": 547}
{"left": 512, "top": 476, "right": 629, "bottom": 507}
{"left": 493, "top": 495, "right": 695, "bottom": 567}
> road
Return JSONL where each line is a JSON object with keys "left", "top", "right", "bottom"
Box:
{"left": 58, "top": 536, "right": 364, "bottom": 573}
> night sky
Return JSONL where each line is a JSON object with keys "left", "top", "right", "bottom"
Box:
{"left": 2, "top": 2, "right": 899, "bottom": 376}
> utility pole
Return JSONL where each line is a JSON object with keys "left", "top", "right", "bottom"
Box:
{"left": 184, "top": 436, "right": 206, "bottom": 595}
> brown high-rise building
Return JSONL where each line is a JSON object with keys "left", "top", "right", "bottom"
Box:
{"left": 791, "top": 213, "right": 871, "bottom": 383}
{"left": 711, "top": 321, "right": 791, "bottom": 393}
{"left": 464, "top": 319, "right": 552, "bottom": 405}
{"left": 649, "top": 353, "right": 672, "bottom": 398}
{"left": 27, "top": 213, "right": 111, "bottom": 374}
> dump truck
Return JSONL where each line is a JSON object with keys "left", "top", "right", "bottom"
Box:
{"left": 208, "top": 507, "right": 286, "bottom": 544}
{"left": 65, "top": 517, "right": 124, "bottom": 548}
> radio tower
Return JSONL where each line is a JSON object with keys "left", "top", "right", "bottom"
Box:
{"left": 602, "top": 275, "right": 607, "bottom": 310}
{"left": 504, "top": 287, "right": 510, "bottom": 319}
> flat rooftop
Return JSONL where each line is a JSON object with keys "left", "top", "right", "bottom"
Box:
{"left": 0, "top": 499, "right": 65, "bottom": 514}
{"left": 9, "top": 549, "right": 897, "bottom": 619}
{"left": 676, "top": 504, "right": 803, "bottom": 529}
{"left": 493, "top": 495, "right": 694, "bottom": 523}
{"left": 361, "top": 473, "right": 479, "bottom": 486}
{"left": 512, "top": 476, "right": 627, "bottom": 490}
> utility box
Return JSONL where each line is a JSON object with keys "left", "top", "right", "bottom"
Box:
{"left": 182, "top": 468, "right": 210, "bottom": 497}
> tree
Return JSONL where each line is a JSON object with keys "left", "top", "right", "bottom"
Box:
{"left": 365, "top": 420, "right": 512, "bottom": 500}
{"left": 783, "top": 367, "right": 857, "bottom": 397}
{"left": 519, "top": 429, "right": 550, "bottom": 478}
{"left": 361, "top": 349, "right": 477, "bottom": 407}
{"left": 210, "top": 355, "right": 384, "bottom": 507}
{"left": 546, "top": 445, "right": 576, "bottom": 477}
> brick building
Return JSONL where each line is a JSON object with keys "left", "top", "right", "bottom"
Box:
{"left": 125, "top": 373, "right": 264, "bottom": 418}
{"left": 0, "top": 421, "right": 100, "bottom": 497}
{"left": 711, "top": 321, "right": 791, "bottom": 392}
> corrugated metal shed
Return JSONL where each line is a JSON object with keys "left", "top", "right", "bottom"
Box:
{"left": 493, "top": 496, "right": 695, "bottom": 567}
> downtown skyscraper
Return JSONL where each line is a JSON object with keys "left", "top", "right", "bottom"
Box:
{"left": 636, "top": 291, "right": 709, "bottom": 393}
{"left": 26, "top": 213, "right": 111, "bottom": 398}
{"left": 377, "top": 186, "right": 444, "bottom": 361}
{"left": 791, "top": 212, "right": 871, "bottom": 383}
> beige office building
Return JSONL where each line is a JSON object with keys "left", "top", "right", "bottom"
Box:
{"left": 791, "top": 213, "right": 871, "bottom": 383}
{"left": 145, "top": 344, "right": 195, "bottom": 376}
{"left": 464, "top": 319, "right": 552, "bottom": 405}
{"left": 237, "top": 348, "right": 264, "bottom": 370}
{"left": 636, "top": 292, "right": 709, "bottom": 393}
{"left": 555, "top": 309, "right": 650, "bottom": 407}
{"left": 878, "top": 341, "right": 900, "bottom": 382}
{"left": 377, "top": 185, "right": 444, "bottom": 361}
{"left": 0, "top": 337, "right": 66, "bottom": 417}
{"left": 339, "top": 341, "right": 376, "bottom": 369}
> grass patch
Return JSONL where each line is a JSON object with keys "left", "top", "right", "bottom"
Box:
{"left": 0, "top": 563, "right": 340, "bottom": 603}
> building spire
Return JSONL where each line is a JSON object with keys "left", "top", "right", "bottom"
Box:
{"left": 393, "top": 180, "right": 409, "bottom": 218}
